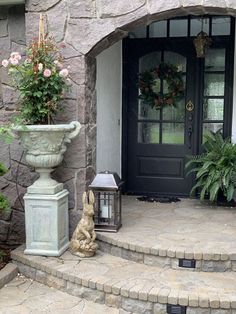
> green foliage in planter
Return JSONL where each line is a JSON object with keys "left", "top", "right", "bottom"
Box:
{"left": 186, "top": 131, "right": 236, "bottom": 202}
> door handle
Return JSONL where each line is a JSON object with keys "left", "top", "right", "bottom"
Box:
{"left": 188, "top": 126, "right": 193, "bottom": 149}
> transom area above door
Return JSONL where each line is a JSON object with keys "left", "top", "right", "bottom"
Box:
{"left": 128, "top": 16, "right": 232, "bottom": 39}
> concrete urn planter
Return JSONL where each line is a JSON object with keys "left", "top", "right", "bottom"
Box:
{"left": 13, "top": 121, "right": 81, "bottom": 256}
{"left": 14, "top": 121, "right": 81, "bottom": 194}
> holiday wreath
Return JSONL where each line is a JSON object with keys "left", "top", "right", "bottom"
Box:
{"left": 138, "top": 63, "right": 185, "bottom": 109}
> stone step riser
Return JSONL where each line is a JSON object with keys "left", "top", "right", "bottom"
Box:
{"left": 97, "top": 239, "right": 236, "bottom": 272}
{"left": 13, "top": 260, "right": 236, "bottom": 314}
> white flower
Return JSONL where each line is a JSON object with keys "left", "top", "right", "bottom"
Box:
{"left": 1, "top": 59, "right": 9, "bottom": 67}
{"left": 59, "top": 68, "right": 69, "bottom": 78}
{"left": 9, "top": 58, "right": 19, "bottom": 66}
{"left": 38, "top": 63, "right": 43, "bottom": 71}
{"left": 10, "top": 52, "right": 21, "bottom": 60}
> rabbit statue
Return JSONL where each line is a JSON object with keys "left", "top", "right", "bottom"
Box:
{"left": 70, "top": 190, "right": 98, "bottom": 257}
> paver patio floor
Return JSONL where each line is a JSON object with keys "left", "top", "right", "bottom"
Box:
{"left": 99, "top": 196, "right": 236, "bottom": 255}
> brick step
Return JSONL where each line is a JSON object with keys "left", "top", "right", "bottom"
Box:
{"left": 97, "top": 233, "right": 236, "bottom": 272}
{"left": 95, "top": 196, "right": 236, "bottom": 273}
{"left": 12, "top": 245, "right": 236, "bottom": 314}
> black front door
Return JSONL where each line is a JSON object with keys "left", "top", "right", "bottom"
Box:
{"left": 123, "top": 35, "right": 234, "bottom": 196}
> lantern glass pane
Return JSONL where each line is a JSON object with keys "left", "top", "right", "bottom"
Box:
{"left": 97, "top": 192, "right": 117, "bottom": 225}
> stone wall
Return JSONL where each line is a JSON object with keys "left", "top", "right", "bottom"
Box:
{"left": 1, "top": 0, "right": 236, "bottom": 248}
{"left": 0, "top": 5, "right": 27, "bottom": 248}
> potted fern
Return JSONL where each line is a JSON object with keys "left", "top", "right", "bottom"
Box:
{"left": 186, "top": 131, "right": 236, "bottom": 204}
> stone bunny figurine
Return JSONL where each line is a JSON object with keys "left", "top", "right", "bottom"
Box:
{"left": 70, "top": 190, "right": 98, "bottom": 257}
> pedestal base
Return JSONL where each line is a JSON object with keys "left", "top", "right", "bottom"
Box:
{"left": 24, "top": 189, "right": 69, "bottom": 257}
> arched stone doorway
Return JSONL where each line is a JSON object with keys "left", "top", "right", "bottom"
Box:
{"left": 89, "top": 13, "right": 236, "bottom": 196}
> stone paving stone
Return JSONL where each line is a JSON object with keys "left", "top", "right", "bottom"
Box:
{"left": 153, "top": 303, "right": 166, "bottom": 314}
{"left": 178, "top": 290, "right": 189, "bottom": 306}
{"left": 105, "top": 293, "right": 122, "bottom": 308}
{"left": 121, "top": 297, "right": 153, "bottom": 314}
{"left": 188, "top": 308, "right": 211, "bottom": 314}
{"left": 167, "top": 289, "right": 179, "bottom": 305}
{"left": 211, "top": 310, "right": 232, "bottom": 314}
{"left": 189, "top": 293, "right": 199, "bottom": 307}
{"left": 208, "top": 293, "right": 220, "bottom": 309}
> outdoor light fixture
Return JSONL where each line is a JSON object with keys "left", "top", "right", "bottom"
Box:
{"left": 193, "top": 19, "right": 212, "bottom": 58}
{"left": 89, "top": 171, "right": 123, "bottom": 232}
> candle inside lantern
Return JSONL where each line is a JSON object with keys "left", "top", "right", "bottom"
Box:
{"left": 100, "top": 193, "right": 109, "bottom": 218}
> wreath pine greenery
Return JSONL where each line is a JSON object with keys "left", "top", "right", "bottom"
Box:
{"left": 138, "top": 63, "right": 185, "bottom": 109}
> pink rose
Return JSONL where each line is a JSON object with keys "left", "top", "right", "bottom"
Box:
{"left": 43, "top": 69, "right": 52, "bottom": 77}
{"left": 9, "top": 58, "right": 19, "bottom": 66}
{"left": 59, "top": 68, "right": 69, "bottom": 78}
{"left": 1, "top": 59, "right": 9, "bottom": 67}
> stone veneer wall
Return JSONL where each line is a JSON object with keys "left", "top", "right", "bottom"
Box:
{"left": 1, "top": 0, "right": 236, "bottom": 248}
{"left": 0, "top": 5, "right": 28, "bottom": 248}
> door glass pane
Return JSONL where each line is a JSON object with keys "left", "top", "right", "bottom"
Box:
{"left": 169, "top": 19, "right": 188, "bottom": 37}
{"left": 164, "top": 52, "right": 187, "bottom": 72}
{"left": 203, "top": 98, "right": 224, "bottom": 120}
{"left": 138, "top": 122, "right": 160, "bottom": 144}
{"left": 212, "top": 17, "right": 231, "bottom": 36}
{"left": 205, "top": 49, "right": 225, "bottom": 71}
{"left": 138, "top": 100, "right": 160, "bottom": 120}
{"left": 162, "top": 123, "right": 184, "bottom": 144}
{"left": 190, "top": 18, "right": 209, "bottom": 36}
{"left": 204, "top": 74, "right": 225, "bottom": 96}
{"left": 139, "top": 52, "right": 162, "bottom": 71}
{"left": 149, "top": 21, "right": 167, "bottom": 38}
{"left": 163, "top": 98, "right": 185, "bottom": 121}
{"left": 203, "top": 123, "right": 223, "bottom": 142}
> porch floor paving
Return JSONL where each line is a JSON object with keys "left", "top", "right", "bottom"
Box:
{"left": 97, "top": 196, "right": 236, "bottom": 259}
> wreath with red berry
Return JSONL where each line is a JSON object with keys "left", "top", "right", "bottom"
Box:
{"left": 138, "top": 63, "right": 185, "bottom": 109}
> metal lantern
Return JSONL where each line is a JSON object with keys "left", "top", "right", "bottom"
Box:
{"left": 89, "top": 171, "right": 123, "bottom": 232}
{"left": 194, "top": 31, "right": 212, "bottom": 58}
